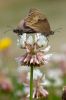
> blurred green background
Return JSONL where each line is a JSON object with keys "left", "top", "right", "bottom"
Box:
{"left": 0, "top": 0, "right": 66, "bottom": 100}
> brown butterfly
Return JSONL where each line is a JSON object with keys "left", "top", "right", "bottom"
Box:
{"left": 13, "top": 8, "right": 54, "bottom": 37}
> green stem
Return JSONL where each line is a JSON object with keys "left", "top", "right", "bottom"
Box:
{"left": 30, "top": 65, "right": 33, "bottom": 100}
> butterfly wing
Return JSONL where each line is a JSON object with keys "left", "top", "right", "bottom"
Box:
{"left": 25, "top": 9, "right": 52, "bottom": 36}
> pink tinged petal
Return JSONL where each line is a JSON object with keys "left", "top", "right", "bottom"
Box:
{"left": 25, "top": 44, "right": 32, "bottom": 53}
{"left": 31, "top": 55, "right": 38, "bottom": 65}
{"left": 36, "top": 52, "right": 44, "bottom": 63}
{"left": 39, "top": 87, "right": 48, "bottom": 97}
{"left": 34, "top": 89, "right": 39, "bottom": 99}
{"left": 24, "top": 54, "right": 31, "bottom": 63}
{"left": 36, "top": 91, "right": 39, "bottom": 99}
{"left": 33, "top": 88, "right": 36, "bottom": 98}
{"left": 30, "top": 57, "right": 34, "bottom": 64}
{"left": 26, "top": 48, "right": 30, "bottom": 53}
{"left": 32, "top": 56, "right": 36, "bottom": 65}
{"left": 30, "top": 55, "right": 40, "bottom": 65}
{"left": 16, "top": 55, "right": 25, "bottom": 62}
{"left": 34, "top": 55, "right": 40, "bottom": 64}
{"left": 25, "top": 45, "right": 32, "bottom": 53}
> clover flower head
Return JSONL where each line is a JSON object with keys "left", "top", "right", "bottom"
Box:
{"left": 17, "top": 67, "right": 48, "bottom": 99}
{"left": 16, "top": 40, "right": 52, "bottom": 67}
{"left": 16, "top": 33, "right": 53, "bottom": 66}
{"left": 24, "top": 69, "right": 48, "bottom": 99}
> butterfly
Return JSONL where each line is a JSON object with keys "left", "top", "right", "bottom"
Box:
{"left": 13, "top": 8, "right": 54, "bottom": 37}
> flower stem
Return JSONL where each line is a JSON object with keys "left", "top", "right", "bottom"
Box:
{"left": 30, "top": 65, "right": 33, "bottom": 100}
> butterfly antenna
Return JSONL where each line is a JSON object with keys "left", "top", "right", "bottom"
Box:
{"left": 4, "top": 29, "right": 12, "bottom": 33}
{"left": 54, "top": 27, "right": 62, "bottom": 33}
{"left": 3, "top": 25, "right": 15, "bottom": 33}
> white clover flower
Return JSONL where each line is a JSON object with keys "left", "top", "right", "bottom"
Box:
{"left": 16, "top": 36, "right": 52, "bottom": 66}
{"left": 35, "top": 33, "right": 41, "bottom": 42}
{"left": 24, "top": 69, "right": 48, "bottom": 99}
{"left": 37, "top": 35, "right": 48, "bottom": 47}
{"left": 17, "top": 33, "right": 26, "bottom": 48}
{"left": 25, "top": 83, "right": 49, "bottom": 99}
{"left": 16, "top": 67, "right": 49, "bottom": 99}
{"left": 27, "top": 69, "right": 43, "bottom": 80}
{"left": 17, "top": 33, "right": 48, "bottom": 50}
{"left": 26, "top": 35, "right": 33, "bottom": 45}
